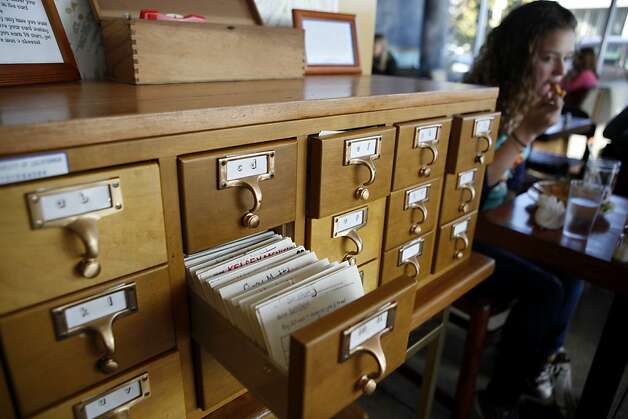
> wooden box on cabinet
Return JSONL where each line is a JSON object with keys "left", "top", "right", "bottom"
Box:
{"left": 91, "top": 0, "right": 304, "bottom": 84}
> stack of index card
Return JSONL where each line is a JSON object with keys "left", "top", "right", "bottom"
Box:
{"left": 185, "top": 231, "right": 364, "bottom": 371}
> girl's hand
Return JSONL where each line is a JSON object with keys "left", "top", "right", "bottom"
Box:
{"left": 519, "top": 89, "right": 564, "bottom": 139}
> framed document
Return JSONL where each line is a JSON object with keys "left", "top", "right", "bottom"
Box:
{"left": 0, "top": 0, "right": 79, "bottom": 86}
{"left": 292, "top": 9, "right": 361, "bottom": 75}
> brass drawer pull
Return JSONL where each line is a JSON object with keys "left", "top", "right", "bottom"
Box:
{"left": 409, "top": 204, "right": 428, "bottom": 235}
{"left": 342, "top": 229, "right": 363, "bottom": 264}
{"left": 340, "top": 302, "right": 397, "bottom": 396}
{"left": 353, "top": 158, "right": 377, "bottom": 200}
{"left": 458, "top": 185, "right": 476, "bottom": 213}
{"left": 418, "top": 143, "right": 438, "bottom": 177}
{"left": 344, "top": 136, "right": 382, "bottom": 201}
{"left": 453, "top": 233, "right": 469, "bottom": 259}
{"left": 51, "top": 283, "right": 139, "bottom": 374}
{"left": 26, "top": 178, "right": 124, "bottom": 279}
{"left": 218, "top": 151, "right": 275, "bottom": 229}
{"left": 475, "top": 133, "right": 493, "bottom": 164}
{"left": 333, "top": 206, "right": 368, "bottom": 265}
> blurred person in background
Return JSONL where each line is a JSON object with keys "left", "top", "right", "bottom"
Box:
{"left": 372, "top": 33, "right": 398, "bottom": 75}
{"left": 562, "top": 47, "right": 598, "bottom": 111}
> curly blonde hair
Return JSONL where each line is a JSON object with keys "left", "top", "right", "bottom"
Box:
{"left": 465, "top": 1, "right": 576, "bottom": 134}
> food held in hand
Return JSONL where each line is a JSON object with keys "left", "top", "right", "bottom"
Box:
{"left": 552, "top": 83, "right": 566, "bottom": 97}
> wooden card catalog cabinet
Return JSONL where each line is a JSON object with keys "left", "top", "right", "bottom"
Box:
{"left": 308, "top": 127, "right": 395, "bottom": 218}
{"left": 393, "top": 118, "right": 451, "bottom": 190}
{"left": 306, "top": 198, "right": 386, "bottom": 267}
{"left": 384, "top": 178, "right": 443, "bottom": 251}
{"left": 447, "top": 112, "right": 501, "bottom": 173}
{"left": 0, "top": 267, "right": 175, "bottom": 416}
{"left": 190, "top": 275, "right": 416, "bottom": 419}
{"left": 0, "top": 163, "right": 168, "bottom": 314}
{"left": 433, "top": 212, "right": 478, "bottom": 274}
{"left": 32, "top": 352, "right": 186, "bottom": 419}
{"left": 439, "top": 166, "right": 485, "bottom": 226}
{"left": 179, "top": 140, "right": 297, "bottom": 253}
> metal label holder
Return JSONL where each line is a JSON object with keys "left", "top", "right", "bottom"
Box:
{"left": 472, "top": 117, "right": 494, "bottom": 164}
{"left": 404, "top": 185, "right": 430, "bottom": 235}
{"left": 343, "top": 136, "right": 382, "bottom": 200}
{"left": 217, "top": 151, "right": 276, "bottom": 229}
{"left": 26, "top": 177, "right": 124, "bottom": 279}
{"left": 51, "top": 282, "right": 138, "bottom": 374}
{"left": 332, "top": 206, "right": 368, "bottom": 264}
{"left": 397, "top": 238, "right": 424, "bottom": 278}
{"left": 451, "top": 217, "right": 471, "bottom": 260}
{"left": 414, "top": 124, "right": 441, "bottom": 177}
{"left": 339, "top": 301, "right": 397, "bottom": 395}
{"left": 73, "top": 373, "right": 150, "bottom": 419}
{"left": 456, "top": 169, "right": 478, "bottom": 213}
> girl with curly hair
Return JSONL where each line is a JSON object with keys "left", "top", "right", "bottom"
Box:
{"left": 465, "top": 2, "right": 583, "bottom": 418}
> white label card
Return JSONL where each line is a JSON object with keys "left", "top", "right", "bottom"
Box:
{"left": 64, "top": 290, "right": 128, "bottom": 330}
{"left": 458, "top": 170, "right": 476, "bottom": 187}
{"left": 453, "top": 220, "right": 469, "bottom": 237}
{"left": 0, "top": 152, "right": 68, "bottom": 185}
{"left": 348, "top": 138, "right": 378, "bottom": 159}
{"left": 40, "top": 184, "right": 112, "bottom": 222}
{"left": 474, "top": 118, "right": 492, "bottom": 136}
{"left": 349, "top": 311, "right": 389, "bottom": 350}
{"left": 83, "top": 380, "right": 142, "bottom": 419}
{"left": 401, "top": 240, "right": 423, "bottom": 262}
{"left": 408, "top": 186, "right": 428, "bottom": 205}
{"left": 417, "top": 126, "right": 439, "bottom": 144}
{"left": 335, "top": 208, "right": 366, "bottom": 235}
{"left": 226, "top": 155, "right": 268, "bottom": 181}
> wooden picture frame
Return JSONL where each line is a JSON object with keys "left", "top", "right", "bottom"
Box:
{"left": 0, "top": 0, "right": 80, "bottom": 86}
{"left": 292, "top": 9, "right": 361, "bottom": 75}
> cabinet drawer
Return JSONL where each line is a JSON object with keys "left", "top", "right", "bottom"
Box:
{"left": 433, "top": 212, "right": 478, "bottom": 274}
{"left": 306, "top": 198, "right": 386, "bottom": 267}
{"left": 191, "top": 276, "right": 416, "bottom": 419}
{"left": 179, "top": 139, "right": 297, "bottom": 253}
{"left": 195, "top": 346, "right": 245, "bottom": 411}
{"left": 31, "top": 351, "right": 186, "bottom": 419}
{"left": 393, "top": 118, "right": 451, "bottom": 190}
{"left": 0, "top": 163, "right": 167, "bottom": 314}
{"left": 358, "top": 258, "right": 380, "bottom": 294}
{"left": 447, "top": 112, "right": 500, "bottom": 173}
{"left": 0, "top": 359, "right": 15, "bottom": 419}
{"left": 0, "top": 266, "right": 175, "bottom": 416}
{"left": 381, "top": 232, "right": 435, "bottom": 286}
{"left": 384, "top": 178, "right": 442, "bottom": 251}
{"left": 438, "top": 166, "right": 485, "bottom": 226}
{"left": 308, "top": 127, "right": 395, "bottom": 218}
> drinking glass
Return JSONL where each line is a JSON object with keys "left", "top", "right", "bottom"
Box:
{"left": 584, "top": 158, "right": 622, "bottom": 201}
{"left": 562, "top": 180, "right": 605, "bottom": 240}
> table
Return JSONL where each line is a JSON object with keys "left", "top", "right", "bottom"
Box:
{"left": 476, "top": 192, "right": 628, "bottom": 419}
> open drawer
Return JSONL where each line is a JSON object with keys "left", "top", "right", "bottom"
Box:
{"left": 190, "top": 276, "right": 416, "bottom": 419}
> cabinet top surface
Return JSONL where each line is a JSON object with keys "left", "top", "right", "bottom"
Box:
{"left": 0, "top": 76, "right": 497, "bottom": 156}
